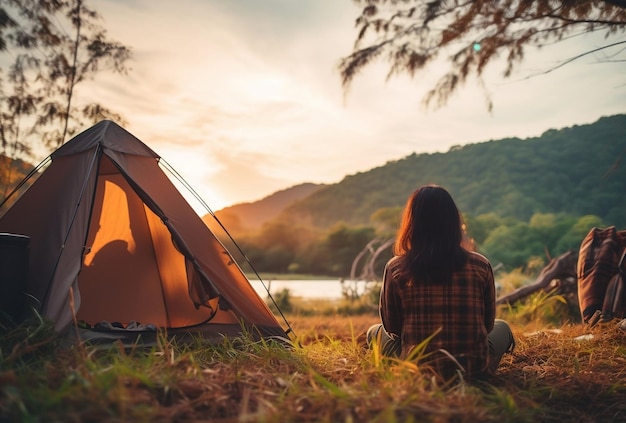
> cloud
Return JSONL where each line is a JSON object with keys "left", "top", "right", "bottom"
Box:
{"left": 88, "top": 0, "right": 625, "bottom": 210}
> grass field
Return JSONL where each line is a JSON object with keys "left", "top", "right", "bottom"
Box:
{"left": 1, "top": 292, "right": 626, "bottom": 422}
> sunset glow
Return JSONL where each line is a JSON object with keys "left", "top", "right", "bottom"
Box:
{"left": 77, "top": 0, "right": 626, "bottom": 211}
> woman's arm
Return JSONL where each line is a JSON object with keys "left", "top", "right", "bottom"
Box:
{"left": 380, "top": 260, "right": 403, "bottom": 338}
{"left": 484, "top": 261, "right": 496, "bottom": 332}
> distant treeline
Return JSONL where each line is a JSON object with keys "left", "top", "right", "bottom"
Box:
{"left": 215, "top": 114, "right": 626, "bottom": 277}
{"left": 221, "top": 211, "right": 605, "bottom": 278}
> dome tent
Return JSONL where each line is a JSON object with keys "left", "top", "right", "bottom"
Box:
{"left": 0, "top": 120, "right": 289, "bottom": 344}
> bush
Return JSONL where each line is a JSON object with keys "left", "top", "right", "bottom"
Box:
{"left": 268, "top": 288, "right": 293, "bottom": 314}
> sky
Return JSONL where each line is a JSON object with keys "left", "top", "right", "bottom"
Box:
{"left": 80, "top": 0, "right": 626, "bottom": 211}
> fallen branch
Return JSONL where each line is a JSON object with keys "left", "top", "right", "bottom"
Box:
{"left": 496, "top": 250, "right": 578, "bottom": 306}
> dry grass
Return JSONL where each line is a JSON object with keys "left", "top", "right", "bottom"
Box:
{"left": 495, "top": 322, "right": 626, "bottom": 422}
{"left": 2, "top": 298, "right": 626, "bottom": 422}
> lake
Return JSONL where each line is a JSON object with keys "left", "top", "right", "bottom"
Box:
{"left": 249, "top": 279, "right": 373, "bottom": 300}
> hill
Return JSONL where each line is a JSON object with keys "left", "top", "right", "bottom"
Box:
{"left": 204, "top": 183, "right": 323, "bottom": 232}
{"left": 278, "top": 114, "right": 626, "bottom": 229}
{"left": 0, "top": 156, "right": 35, "bottom": 207}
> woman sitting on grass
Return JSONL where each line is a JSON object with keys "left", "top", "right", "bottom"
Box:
{"left": 367, "top": 185, "right": 514, "bottom": 380}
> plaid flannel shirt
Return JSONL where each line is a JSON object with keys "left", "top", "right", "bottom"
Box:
{"left": 380, "top": 251, "right": 496, "bottom": 377}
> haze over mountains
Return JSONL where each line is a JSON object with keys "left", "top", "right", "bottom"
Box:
{"left": 210, "top": 114, "right": 626, "bottom": 233}
{"left": 206, "top": 183, "right": 323, "bottom": 232}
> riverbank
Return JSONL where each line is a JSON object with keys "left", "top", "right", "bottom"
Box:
{"left": 248, "top": 273, "right": 338, "bottom": 281}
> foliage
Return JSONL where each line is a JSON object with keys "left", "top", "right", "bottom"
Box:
{"left": 268, "top": 288, "right": 294, "bottom": 314}
{"left": 0, "top": 0, "right": 131, "bottom": 161}
{"left": 340, "top": 0, "right": 626, "bottom": 110}
{"left": 317, "top": 224, "right": 377, "bottom": 276}
{"left": 239, "top": 222, "right": 382, "bottom": 277}
{"left": 496, "top": 268, "right": 533, "bottom": 294}
{"left": 339, "top": 278, "right": 382, "bottom": 305}
{"left": 369, "top": 205, "right": 402, "bottom": 236}
{"left": 500, "top": 290, "right": 573, "bottom": 325}
{"left": 481, "top": 213, "right": 603, "bottom": 270}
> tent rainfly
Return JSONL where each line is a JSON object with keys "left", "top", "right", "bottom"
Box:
{"left": 0, "top": 120, "right": 289, "bottom": 344}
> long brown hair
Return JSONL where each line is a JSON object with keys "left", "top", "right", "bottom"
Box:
{"left": 394, "top": 185, "right": 468, "bottom": 284}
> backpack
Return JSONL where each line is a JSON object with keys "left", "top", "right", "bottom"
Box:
{"left": 577, "top": 227, "right": 626, "bottom": 326}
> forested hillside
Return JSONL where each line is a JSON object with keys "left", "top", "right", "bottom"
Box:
{"left": 215, "top": 114, "right": 625, "bottom": 275}
{"left": 283, "top": 114, "right": 626, "bottom": 229}
{"left": 209, "top": 183, "right": 323, "bottom": 232}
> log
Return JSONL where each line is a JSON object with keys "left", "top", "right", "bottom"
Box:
{"left": 496, "top": 250, "right": 578, "bottom": 306}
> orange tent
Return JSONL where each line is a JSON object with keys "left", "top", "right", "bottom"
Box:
{"left": 0, "top": 121, "right": 288, "bottom": 344}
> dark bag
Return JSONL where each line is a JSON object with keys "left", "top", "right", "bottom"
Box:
{"left": 577, "top": 227, "right": 626, "bottom": 325}
{"left": 601, "top": 251, "right": 626, "bottom": 321}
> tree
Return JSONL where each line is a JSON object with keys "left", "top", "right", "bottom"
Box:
{"left": 370, "top": 206, "right": 402, "bottom": 236}
{"left": 555, "top": 214, "right": 604, "bottom": 252}
{"left": 318, "top": 224, "right": 377, "bottom": 276}
{"left": 465, "top": 212, "right": 506, "bottom": 248}
{"left": 0, "top": 0, "right": 131, "bottom": 159}
{"left": 339, "top": 0, "right": 626, "bottom": 110}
